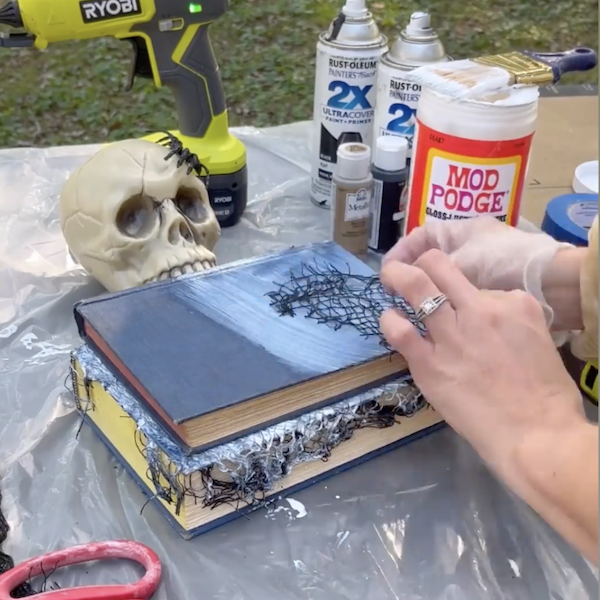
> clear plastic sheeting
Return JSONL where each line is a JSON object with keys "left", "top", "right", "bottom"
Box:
{"left": 0, "top": 122, "right": 597, "bottom": 599}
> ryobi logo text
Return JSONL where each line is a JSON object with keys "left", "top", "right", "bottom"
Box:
{"left": 80, "top": 0, "right": 141, "bottom": 22}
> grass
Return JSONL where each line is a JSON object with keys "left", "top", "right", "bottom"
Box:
{"left": 0, "top": 0, "right": 597, "bottom": 148}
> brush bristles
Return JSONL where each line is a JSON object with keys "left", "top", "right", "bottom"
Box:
{"left": 473, "top": 52, "right": 554, "bottom": 85}
{"left": 404, "top": 51, "right": 553, "bottom": 99}
{"left": 405, "top": 60, "right": 510, "bottom": 99}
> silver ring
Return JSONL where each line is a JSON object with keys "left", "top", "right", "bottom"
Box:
{"left": 414, "top": 294, "right": 448, "bottom": 322}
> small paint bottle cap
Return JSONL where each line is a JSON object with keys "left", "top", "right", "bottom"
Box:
{"left": 374, "top": 136, "right": 408, "bottom": 172}
{"left": 573, "top": 160, "right": 599, "bottom": 194}
{"left": 336, "top": 142, "right": 371, "bottom": 180}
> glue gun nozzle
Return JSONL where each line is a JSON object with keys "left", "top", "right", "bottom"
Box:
{"left": 0, "top": 1, "right": 23, "bottom": 28}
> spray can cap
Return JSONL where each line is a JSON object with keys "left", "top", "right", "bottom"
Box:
{"left": 342, "top": 0, "right": 368, "bottom": 18}
{"left": 323, "top": 0, "right": 386, "bottom": 47}
{"left": 405, "top": 11, "right": 432, "bottom": 37}
{"left": 386, "top": 11, "right": 447, "bottom": 67}
{"left": 374, "top": 136, "right": 408, "bottom": 172}
{"left": 336, "top": 142, "right": 371, "bottom": 180}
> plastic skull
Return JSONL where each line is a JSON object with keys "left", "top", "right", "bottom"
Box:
{"left": 59, "top": 138, "right": 221, "bottom": 292}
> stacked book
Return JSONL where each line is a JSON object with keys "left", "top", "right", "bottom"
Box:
{"left": 70, "top": 241, "right": 444, "bottom": 539}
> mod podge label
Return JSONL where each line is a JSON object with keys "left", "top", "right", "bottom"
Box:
{"left": 405, "top": 120, "right": 534, "bottom": 235}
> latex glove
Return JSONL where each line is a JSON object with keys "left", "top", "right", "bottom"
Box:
{"left": 379, "top": 250, "right": 598, "bottom": 562}
{"left": 384, "top": 217, "right": 572, "bottom": 327}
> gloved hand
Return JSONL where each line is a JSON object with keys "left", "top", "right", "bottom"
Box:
{"left": 384, "top": 217, "right": 573, "bottom": 327}
{"left": 379, "top": 249, "right": 585, "bottom": 472}
{"left": 379, "top": 251, "right": 598, "bottom": 563}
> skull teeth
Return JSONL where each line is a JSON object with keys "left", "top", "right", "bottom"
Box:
{"left": 146, "top": 259, "right": 216, "bottom": 285}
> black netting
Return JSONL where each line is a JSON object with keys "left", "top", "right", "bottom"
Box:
{"left": 156, "top": 131, "right": 209, "bottom": 180}
{"left": 131, "top": 382, "right": 430, "bottom": 515}
{"left": 265, "top": 262, "right": 425, "bottom": 347}
{"left": 0, "top": 487, "right": 36, "bottom": 597}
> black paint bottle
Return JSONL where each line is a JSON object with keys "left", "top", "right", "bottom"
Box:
{"left": 368, "top": 136, "right": 410, "bottom": 253}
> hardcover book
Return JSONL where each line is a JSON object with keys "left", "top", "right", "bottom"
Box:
{"left": 73, "top": 242, "right": 418, "bottom": 453}
{"left": 71, "top": 344, "right": 444, "bottom": 539}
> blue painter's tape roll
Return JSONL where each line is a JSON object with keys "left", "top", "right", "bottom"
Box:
{"left": 541, "top": 193, "right": 598, "bottom": 246}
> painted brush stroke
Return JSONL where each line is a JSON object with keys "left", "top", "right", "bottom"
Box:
{"left": 170, "top": 242, "right": 388, "bottom": 376}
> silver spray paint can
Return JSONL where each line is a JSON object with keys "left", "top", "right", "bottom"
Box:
{"left": 373, "top": 12, "right": 449, "bottom": 159}
{"left": 310, "top": 0, "right": 388, "bottom": 209}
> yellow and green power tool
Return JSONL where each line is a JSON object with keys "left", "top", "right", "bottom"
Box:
{"left": 0, "top": 0, "right": 247, "bottom": 228}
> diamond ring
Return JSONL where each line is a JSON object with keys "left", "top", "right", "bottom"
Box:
{"left": 414, "top": 294, "right": 448, "bottom": 322}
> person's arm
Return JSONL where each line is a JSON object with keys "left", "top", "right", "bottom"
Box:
{"left": 520, "top": 219, "right": 598, "bottom": 562}
{"left": 542, "top": 216, "right": 598, "bottom": 355}
{"left": 512, "top": 415, "right": 598, "bottom": 564}
{"left": 571, "top": 216, "right": 598, "bottom": 362}
{"left": 541, "top": 247, "right": 585, "bottom": 331}
{"left": 380, "top": 249, "right": 599, "bottom": 565}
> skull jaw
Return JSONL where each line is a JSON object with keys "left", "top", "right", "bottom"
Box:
{"left": 84, "top": 246, "right": 218, "bottom": 292}
{"left": 140, "top": 245, "right": 218, "bottom": 284}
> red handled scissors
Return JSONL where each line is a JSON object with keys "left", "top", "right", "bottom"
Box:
{"left": 0, "top": 540, "right": 161, "bottom": 599}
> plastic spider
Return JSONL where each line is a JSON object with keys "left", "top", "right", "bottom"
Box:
{"left": 156, "top": 132, "right": 210, "bottom": 181}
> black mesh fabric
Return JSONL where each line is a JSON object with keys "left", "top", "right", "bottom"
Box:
{"left": 266, "top": 263, "right": 426, "bottom": 346}
{"left": 0, "top": 487, "right": 36, "bottom": 596}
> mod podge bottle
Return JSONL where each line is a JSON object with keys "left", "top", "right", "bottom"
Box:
{"left": 404, "top": 85, "right": 539, "bottom": 235}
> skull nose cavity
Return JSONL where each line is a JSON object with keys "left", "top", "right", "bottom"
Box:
{"left": 168, "top": 221, "right": 194, "bottom": 245}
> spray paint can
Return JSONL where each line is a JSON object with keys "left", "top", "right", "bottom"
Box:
{"left": 310, "top": 0, "right": 388, "bottom": 209}
{"left": 373, "top": 11, "right": 449, "bottom": 159}
{"left": 331, "top": 142, "right": 373, "bottom": 256}
{"left": 368, "top": 136, "right": 409, "bottom": 253}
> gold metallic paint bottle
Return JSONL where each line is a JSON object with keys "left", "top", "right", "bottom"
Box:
{"left": 331, "top": 142, "right": 373, "bottom": 256}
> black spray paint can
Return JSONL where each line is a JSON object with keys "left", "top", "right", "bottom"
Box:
{"left": 368, "top": 136, "right": 409, "bottom": 253}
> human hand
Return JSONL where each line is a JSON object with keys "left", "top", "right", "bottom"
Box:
{"left": 384, "top": 217, "right": 579, "bottom": 329}
{"left": 379, "top": 249, "right": 585, "bottom": 479}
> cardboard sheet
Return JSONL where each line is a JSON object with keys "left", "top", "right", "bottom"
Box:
{"left": 522, "top": 87, "right": 598, "bottom": 226}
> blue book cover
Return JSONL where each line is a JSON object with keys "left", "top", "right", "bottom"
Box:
{"left": 73, "top": 241, "right": 416, "bottom": 452}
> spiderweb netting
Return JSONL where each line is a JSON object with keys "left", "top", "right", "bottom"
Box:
{"left": 265, "top": 262, "right": 425, "bottom": 345}
{"left": 0, "top": 487, "right": 36, "bottom": 596}
{"left": 115, "top": 379, "right": 431, "bottom": 514}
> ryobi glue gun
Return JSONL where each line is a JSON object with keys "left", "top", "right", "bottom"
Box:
{"left": 0, "top": 0, "right": 247, "bottom": 227}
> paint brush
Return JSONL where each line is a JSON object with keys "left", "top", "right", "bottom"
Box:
{"left": 405, "top": 47, "right": 598, "bottom": 99}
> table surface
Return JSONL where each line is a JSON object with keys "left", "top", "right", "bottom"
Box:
{"left": 0, "top": 117, "right": 597, "bottom": 600}
{"left": 521, "top": 89, "right": 598, "bottom": 226}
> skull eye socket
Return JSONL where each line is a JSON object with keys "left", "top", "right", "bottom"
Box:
{"left": 116, "top": 194, "right": 157, "bottom": 238}
{"left": 175, "top": 186, "right": 209, "bottom": 223}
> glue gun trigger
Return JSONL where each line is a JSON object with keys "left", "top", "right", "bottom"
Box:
{"left": 124, "top": 36, "right": 154, "bottom": 92}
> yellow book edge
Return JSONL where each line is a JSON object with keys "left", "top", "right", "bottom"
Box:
{"left": 71, "top": 356, "right": 445, "bottom": 537}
